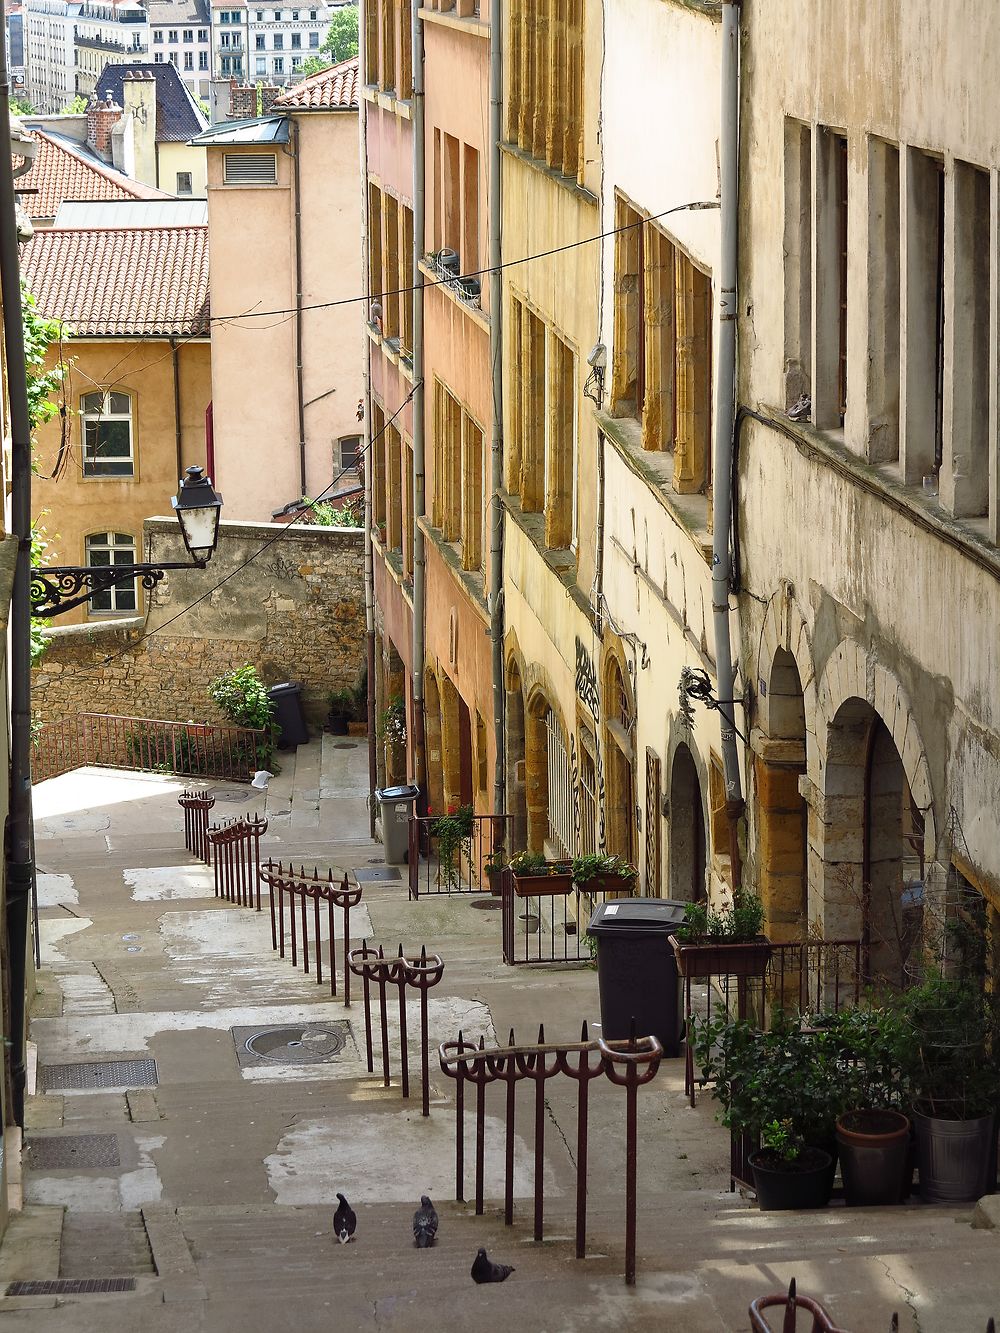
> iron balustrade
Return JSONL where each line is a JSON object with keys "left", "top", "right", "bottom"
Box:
{"left": 179, "top": 789, "right": 215, "bottom": 862}
{"left": 34, "top": 713, "right": 266, "bottom": 784}
{"left": 408, "top": 812, "right": 511, "bottom": 898}
{"left": 439, "top": 1023, "right": 663, "bottom": 1286}
{"left": 206, "top": 814, "right": 267, "bottom": 908}
{"left": 501, "top": 870, "right": 623, "bottom": 965}
{"left": 260, "top": 861, "right": 363, "bottom": 1004}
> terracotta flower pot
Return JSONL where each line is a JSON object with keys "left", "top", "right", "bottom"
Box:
{"left": 835, "top": 1109, "right": 910, "bottom": 1206}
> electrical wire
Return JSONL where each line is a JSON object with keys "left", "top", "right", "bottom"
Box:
{"left": 33, "top": 200, "right": 719, "bottom": 331}
{"left": 42, "top": 382, "right": 420, "bottom": 685}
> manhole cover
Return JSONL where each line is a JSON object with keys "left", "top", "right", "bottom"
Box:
{"left": 231, "top": 1020, "right": 353, "bottom": 1069}
{"left": 354, "top": 867, "right": 401, "bottom": 882}
{"left": 39, "top": 1059, "right": 157, "bottom": 1092}
{"left": 26, "top": 1134, "right": 120, "bottom": 1170}
{"left": 470, "top": 899, "right": 501, "bottom": 911}
{"left": 208, "top": 789, "right": 250, "bottom": 803}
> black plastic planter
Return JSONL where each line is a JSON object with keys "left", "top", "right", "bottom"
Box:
{"left": 836, "top": 1109, "right": 910, "bottom": 1206}
{"left": 749, "top": 1147, "right": 833, "bottom": 1210}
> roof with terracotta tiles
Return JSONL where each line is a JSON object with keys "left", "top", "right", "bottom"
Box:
{"left": 20, "top": 225, "right": 210, "bottom": 337}
{"left": 16, "top": 130, "right": 149, "bottom": 223}
{"left": 271, "top": 57, "right": 359, "bottom": 112}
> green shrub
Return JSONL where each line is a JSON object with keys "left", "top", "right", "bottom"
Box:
{"left": 208, "top": 665, "right": 277, "bottom": 768}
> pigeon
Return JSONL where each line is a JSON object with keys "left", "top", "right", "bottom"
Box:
{"left": 413, "top": 1195, "right": 438, "bottom": 1248}
{"left": 334, "top": 1193, "right": 357, "bottom": 1244}
{"left": 471, "top": 1247, "right": 514, "bottom": 1283}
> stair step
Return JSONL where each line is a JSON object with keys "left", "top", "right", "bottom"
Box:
{"left": 59, "top": 1212, "right": 155, "bottom": 1279}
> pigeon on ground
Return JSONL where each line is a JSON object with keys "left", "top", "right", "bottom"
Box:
{"left": 334, "top": 1193, "right": 357, "bottom": 1244}
{"left": 413, "top": 1195, "right": 438, "bottom": 1248}
{"left": 471, "top": 1248, "right": 514, "bottom": 1283}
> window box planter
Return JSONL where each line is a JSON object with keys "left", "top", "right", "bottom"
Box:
{"left": 512, "top": 863, "right": 573, "bottom": 897}
{"left": 670, "top": 933, "right": 772, "bottom": 978}
{"left": 576, "top": 871, "right": 638, "bottom": 898}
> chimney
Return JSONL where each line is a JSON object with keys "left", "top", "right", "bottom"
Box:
{"left": 259, "top": 84, "right": 281, "bottom": 115}
{"left": 121, "top": 69, "right": 157, "bottom": 188}
{"left": 228, "top": 83, "right": 256, "bottom": 120}
{"left": 86, "top": 90, "right": 122, "bottom": 159}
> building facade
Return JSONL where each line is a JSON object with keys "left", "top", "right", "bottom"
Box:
{"left": 22, "top": 221, "right": 212, "bottom": 626}
{"left": 738, "top": 0, "right": 1000, "bottom": 982}
{"left": 210, "top": 0, "right": 333, "bottom": 86}
{"left": 73, "top": 0, "right": 148, "bottom": 102}
{"left": 193, "top": 59, "right": 362, "bottom": 520}
{"left": 24, "top": 0, "right": 75, "bottom": 112}
{"left": 149, "top": 0, "right": 211, "bottom": 100}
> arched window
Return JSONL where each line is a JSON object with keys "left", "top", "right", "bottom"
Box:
{"left": 85, "top": 532, "right": 137, "bottom": 614}
{"left": 81, "top": 391, "right": 134, "bottom": 477}
{"left": 603, "top": 654, "right": 636, "bottom": 861}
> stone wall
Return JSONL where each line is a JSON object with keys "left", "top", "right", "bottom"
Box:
{"left": 32, "top": 517, "right": 366, "bottom": 729}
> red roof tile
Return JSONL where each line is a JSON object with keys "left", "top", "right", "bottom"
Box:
{"left": 271, "top": 57, "right": 359, "bottom": 112}
{"left": 16, "top": 130, "right": 150, "bottom": 222}
{"left": 20, "top": 225, "right": 210, "bottom": 337}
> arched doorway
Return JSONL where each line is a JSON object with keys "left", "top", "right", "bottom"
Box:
{"left": 506, "top": 659, "right": 528, "bottom": 852}
{"left": 423, "top": 668, "right": 445, "bottom": 817}
{"left": 668, "top": 743, "right": 707, "bottom": 902}
{"left": 824, "top": 698, "right": 925, "bottom": 990}
{"left": 603, "top": 653, "right": 636, "bottom": 862}
{"left": 757, "top": 647, "right": 808, "bottom": 941}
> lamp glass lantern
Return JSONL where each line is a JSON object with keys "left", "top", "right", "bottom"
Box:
{"left": 172, "top": 465, "right": 223, "bottom": 565}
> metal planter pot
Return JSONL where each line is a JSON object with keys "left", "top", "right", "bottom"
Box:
{"left": 913, "top": 1109, "right": 997, "bottom": 1204}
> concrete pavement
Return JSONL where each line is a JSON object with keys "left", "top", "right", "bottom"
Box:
{"left": 0, "top": 736, "right": 994, "bottom": 1330}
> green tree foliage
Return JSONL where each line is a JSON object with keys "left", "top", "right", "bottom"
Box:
{"left": 64, "top": 95, "right": 88, "bottom": 114}
{"left": 10, "top": 96, "right": 35, "bottom": 117}
{"left": 321, "top": 4, "right": 359, "bottom": 63}
{"left": 300, "top": 54, "right": 330, "bottom": 77}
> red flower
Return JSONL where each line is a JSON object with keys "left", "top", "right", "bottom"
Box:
{"left": 447, "top": 805, "right": 457, "bottom": 815}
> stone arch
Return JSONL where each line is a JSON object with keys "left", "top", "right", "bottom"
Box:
{"left": 667, "top": 741, "right": 708, "bottom": 901}
{"left": 756, "top": 584, "right": 818, "bottom": 744}
{"left": 755, "top": 645, "right": 809, "bottom": 941}
{"left": 812, "top": 641, "right": 936, "bottom": 988}
{"left": 505, "top": 653, "right": 528, "bottom": 852}
{"left": 602, "top": 638, "right": 637, "bottom": 862}
{"left": 423, "top": 666, "right": 445, "bottom": 818}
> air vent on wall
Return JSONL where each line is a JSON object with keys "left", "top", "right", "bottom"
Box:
{"left": 223, "top": 152, "right": 277, "bottom": 184}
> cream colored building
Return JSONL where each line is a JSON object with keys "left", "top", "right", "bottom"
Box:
{"left": 195, "top": 58, "right": 362, "bottom": 520}
{"left": 738, "top": 0, "right": 1000, "bottom": 980}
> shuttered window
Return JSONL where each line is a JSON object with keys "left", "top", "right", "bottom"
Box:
{"left": 223, "top": 152, "right": 277, "bottom": 184}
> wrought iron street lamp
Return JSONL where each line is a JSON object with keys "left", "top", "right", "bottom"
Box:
{"left": 30, "top": 465, "right": 224, "bottom": 618}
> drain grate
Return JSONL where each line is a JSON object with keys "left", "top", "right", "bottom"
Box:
{"left": 232, "top": 1020, "right": 353, "bottom": 1069}
{"left": 6, "top": 1278, "right": 136, "bottom": 1296}
{"left": 26, "top": 1135, "right": 121, "bottom": 1170}
{"left": 39, "top": 1060, "right": 157, "bottom": 1093}
{"left": 333, "top": 742, "right": 357, "bottom": 750}
{"left": 353, "top": 866, "right": 401, "bottom": 882}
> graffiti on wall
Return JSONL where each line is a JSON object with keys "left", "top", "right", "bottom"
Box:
{"left": 575, "top": 637, "right": 600, "bottom": 722}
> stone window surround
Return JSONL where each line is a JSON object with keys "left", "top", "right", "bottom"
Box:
{"left": 365, "top": 0, "right": 412, "bottom": 102}
{"left": 782, "top": 116, "right": 1000, "bottom": 547}
{"left": 506, "top": 0, "right": 583, "bottom": 187}
{"left": 367, "top": 178, "right": 415, "bottom": 356}
{"left": 431, "top": 376, "right": 485, "bottom": 575}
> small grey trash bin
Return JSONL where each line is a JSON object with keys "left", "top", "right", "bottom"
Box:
{"left": 377, "top": 783, "right": 420, "bottom": 864}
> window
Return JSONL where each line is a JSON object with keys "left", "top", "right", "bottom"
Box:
{"left": 508, "top": 0, "right": 583, "bottom": 180}
{"left": 223, "top": 152, "right": 277, "bottom": 183}
{"left": 199, "top": 50, "right": 208, "bottom": 68}
{"left": 644, "top": 748, "right": 662, "bottom": 896}
{"left": 336, "top": 434, "right": 361, "bottom": 476}
{"left": 231, "top": 32, "right": 242, "bottom": 46}
{"left": 221, "top": 31, "right": 231, "bottom": 46}
{"left": 432, "top": 132, "right": 478, "bottom": 282}
{"left": 545, "top": 708, "right": 573, "bottom": 854}
{"left": 371, "top": 401, "right": 386, "bottom": 530}
{"left": 386, "top": 422, "right": 402, "bottom": 550}
{"left": 433, "top": 380, "right": 485, "bottom": 573}
{"left": 783, "top": 118, "right": 812, "bottom": 414}
{"left": 176, "top": 170, "right": 193, "bottom": 194}
{"left": 813, "top": 128, "right": 849, "bottom": 429}
{"left": 611, "top": 196, "right": 712, "bottom": 494}
{"left": 578, "top": 727, "right": 598, "bottom": 856}
{"left": 183, "top": 50, "right": 193, "bottom": 69}
{"left": 273, "top": 55, "right": 284, "bottom": 73}
{"left": 508, "top": 296, "right": 576, "bottom": 547}
{"left": 81, "top": 391, "right": 133, "bottom": 476}
{"left": 183, "top": 27, "right": 193, "bottom": 39}
{"left": 292, "top": 54, "right": 301, "bottom": 69}
{"left": 310, "top": 8, "right": 316, "bottom": 17}
{"left": 155, "top": 50, "right": 164, "bottom": 61}
{"left": 255, "top": 55, "right": 266, "bottom": 74}
{"left": 168, "top": 28, "right": 178, "bottom": 41}
{"left": 85, "top": 532, "right": 137, "bottom": 614}
{"left": 153, "top": 29, "right": 163, "bottom": 42}
{"left": 291, "top": 31, "right": 300, "bottom": 48}
{"left": 291, "top": 8, "right": 299, "bottom": 17}
{"left": 220, "top": 9, "right": 229, "bottom": 20}
{"left": 603, "top": 655, "right": 635, "bottom": 862}
{"left": 309, "top": 30, "right": 318, "bottom": 46}
{"left": 370, "top": 0, "right": 411, "bottom": 96}
{"left": 198, "top": 27, "right": 207, "bottom": 39}
{"left": 256, "top": 9, "right": 263, "bottom": 18}
{"left": 273, "top": 31, "right": 282, "bottom": 47}
{"left": 255, "top": 33, "right": 264, "bottom": 48}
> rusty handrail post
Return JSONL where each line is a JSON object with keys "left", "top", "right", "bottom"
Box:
{"left": 475, "top": 1036, "right": 486, "bottom": 1213}
{"left": 561, "top": 1019, "right": 606, "bottom": 1259}
{"left": 600, "top": 1027, "right": 663, "bottom": 1286}
{"left": 393, "top": 945, "right": 410, "bottom": 1099}
{"left": 349, "top": 942, "right": 444, "bottom": 1104}
{"left": 500, "top": 1029, "right": 518, "bottom": 1226}
{"left": 455, "top": 1031, "right": 466, "bottom": 1200}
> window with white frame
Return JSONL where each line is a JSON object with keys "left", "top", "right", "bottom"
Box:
{"left": 273, "top": 55, "right": 284, "bottom": 72}
{"left": 176, "top": 170, "right": 193, "bottom": 194}
{"left": 308, "top": 29, "right": 318, "bottom": 46}
{"left": 184, "top": 50, "right": 193, "bottom": 68}
{"left": 255, "top": 55, "right": 266, "bottom": 74}
{"left": 81, "top": 391, "right": 133, "bottom": 476}
{"left": 545, "top": 707, "right": 574, "bottom": 855}
{"left": 336, "top": 434, "right": 361, "bottom": 477}
{"left": 85, "top": 532, "right": 137, "bottom": 613}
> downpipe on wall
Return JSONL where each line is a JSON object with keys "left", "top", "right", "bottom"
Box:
{"left": 712, "top": 0, "right": 745, "bottom": 888}
{"left": 410, "top": 0, "right": 427, "bottom": 802}
{"left": 359, "top": 63, "right": 378, "bottom": 838}
{"left": 488, "top": 0, "right": 505, "bottom": 819}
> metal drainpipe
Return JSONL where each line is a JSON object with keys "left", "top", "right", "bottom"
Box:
{"left": 410, "top": 1, "right": 427, "bottom": 800}
{"left": 360, "top": 23, "right": 377, "bottom": 838}
{"left": 712, "top": 0, "right": 745, "bottom": 888}
{"left": 0, "top": 0, "right": 36, "bottom": 1126}
{"left": 170, "top": 336, "right": 183, "bottom": 481}
{"left": 292, "top": 117, "right": 307, "bottom": 498}
{"left": 488, "top": 0, "right": 505, "bottom": 818}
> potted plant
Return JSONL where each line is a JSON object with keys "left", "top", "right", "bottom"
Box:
{"left": 749, "top": 1119, "right": 834, "bottom": 1211}
{"left": 509, "top": 850, "right": 573, "bottom": 897}
{"left": 430, "top": 803, "right": 474, "bottom": 891}
{"left": 571, "top": 852, "right": 638, "bottom": 898}
{"left": 327, "top": 687, "right": 355, "bottom": 736}
{"left": 695, "top": 1011, "right": 840, "bottom": 1208}
{"left": 896, "top": 973, "right": 1000, "bottom": 1204}
{"left": 670, "top": 889, "right": 770, "bottom": 978}
{"left": 824, "top": 1005, "right": 913, "bottom": 1207}
{"left": 483, "top": 844, "right": 507, "bottom": 897}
